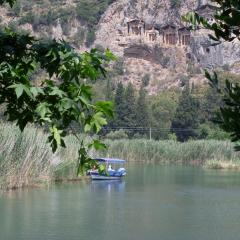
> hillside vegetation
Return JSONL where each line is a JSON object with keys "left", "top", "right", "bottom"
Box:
{"left": 0, "top": 0, "right": 115, "bottom": 47}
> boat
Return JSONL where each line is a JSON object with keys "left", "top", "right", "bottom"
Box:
{"left": 89, "top": 158, "right": 126, "bottom": 180}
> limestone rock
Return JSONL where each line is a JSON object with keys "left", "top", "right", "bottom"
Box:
{"left": 94, "top": 0, "right": 240, "bottom": 94}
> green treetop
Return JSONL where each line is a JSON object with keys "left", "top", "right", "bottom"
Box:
{"left": 136, "top": 85, "right": 149, "bottom": 129}
{"left": 171, "top": 84, "right": 200, "bottom": 141}
{"left": 123, "top": 83, "right": 136, "bottom": 130}
{"left": 114, "top": 82, "right": 125, "bottom": 128}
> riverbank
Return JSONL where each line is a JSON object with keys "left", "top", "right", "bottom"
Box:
{"left": 1, "top": 122, "right": 240, "bottom": 189}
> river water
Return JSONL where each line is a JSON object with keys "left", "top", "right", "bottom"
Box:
{"left": 1, "top": 165, "right": 240, "bottom": 240}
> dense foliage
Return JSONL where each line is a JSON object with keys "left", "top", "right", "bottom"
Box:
{"left": 100, "top": 77, "right": 229, "bottom": 141}
{"left": 171, "top": 84, "right": 200, "bottom": 141}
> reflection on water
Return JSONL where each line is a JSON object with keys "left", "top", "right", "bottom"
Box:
{"left": 0, "top": 165, "right": 240, "bottom": 240}
{"left": 90, "top": 180, "right": 125, "bottom": 193}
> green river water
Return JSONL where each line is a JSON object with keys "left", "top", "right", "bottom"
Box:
{"left": 1, "top": 165, "right": 240, "bottom": 240}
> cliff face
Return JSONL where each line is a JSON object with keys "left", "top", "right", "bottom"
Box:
{"left": 95, "top": 0, "right": 196, "bottom": 56}
{"left": 94, "top": 0, "right": 240, "bottom": 93}
{"left": 1, "top": 0, "right": 240, "bottom": 94}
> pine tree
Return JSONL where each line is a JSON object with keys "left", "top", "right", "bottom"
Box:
{"left": 114, "top": 82, "right": 125, "bottom": 128}
{"left": 105, "top": 78, "right": 114, "bottom": 101}
{"left": 202, "top": 86, "right": 222, "bottom": 122}
{"left": 136, "top": 85, "right": 149, "bottom": 134}
{"left": 171, "top": 84, "right": 200, "bottom": 141}
{"left": 123, "top": 83, "right": 136, "bottom": 131}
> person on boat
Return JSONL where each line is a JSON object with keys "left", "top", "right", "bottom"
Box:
{"left": 108, "top": 164, "right": 113, "bottom": 171}
{"left": 90, "top": 165, "right": 97, "bottom": 173}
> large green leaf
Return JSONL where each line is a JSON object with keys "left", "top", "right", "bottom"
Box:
{"left": 88, "top": 139, "right": 107, "bottom": 150}
{"left": 8, "top": 84, "right": 32, "bottom": 99}
{"left": 0, "top": 28, "right": 114, "bottom": 174}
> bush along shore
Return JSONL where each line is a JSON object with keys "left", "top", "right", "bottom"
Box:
{"left": 1, "top": 122, "right": 240, "bottom": 190}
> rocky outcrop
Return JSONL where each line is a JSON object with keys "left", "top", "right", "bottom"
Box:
{"left": 94, "top": 0, "right": 240, "bottom": 94}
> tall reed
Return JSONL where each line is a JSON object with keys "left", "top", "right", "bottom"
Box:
{"left": 1, "top": 122, "right": 240, "bottom": 189}
{"left": 0, "top": 122, "right": 84, "bottom": 189}
{"left": 101, "top": 139, "right": 240, "bottom": 165}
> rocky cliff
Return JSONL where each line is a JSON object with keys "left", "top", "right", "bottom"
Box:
{"left": 94, "top": 0, "right": 240, "bottom": 93}
{"left": 1, "top": 0, "right": 240, "bottom": 94}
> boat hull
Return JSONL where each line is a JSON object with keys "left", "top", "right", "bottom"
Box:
{"left": 91, "top": 175, "right": 123, "bottom": 180}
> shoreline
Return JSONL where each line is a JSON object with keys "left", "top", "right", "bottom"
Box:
{"left": 0, "top": 176, "right": 91, "bottom": 192}
{"left": 1, "top": 162, "right": 240, "bottom": 191}
{"left": 1, "top": 123, "right": 240, "bottom": 190}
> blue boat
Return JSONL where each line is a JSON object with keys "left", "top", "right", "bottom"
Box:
{"left": 90, "top": 158, "right": 126, "bottom": 180}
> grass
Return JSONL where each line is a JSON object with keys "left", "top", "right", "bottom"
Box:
{"left": 0, "top": 122, "right": 84, "bottom": 190}
{"left": 1, "top": 122, "right": 240, "bottom": 190}
{"left": 204, "top": 160, "right": 240, "bottom": 170}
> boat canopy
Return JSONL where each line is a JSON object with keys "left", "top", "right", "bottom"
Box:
{"left": 94, "top": 158, "right": 126, "bottom": 164}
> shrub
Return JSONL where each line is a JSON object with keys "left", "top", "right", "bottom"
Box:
{"left": 85, "top": 28, "right": 96, "bottom": 47}
{"left": 19, "top": 11, "right": 35, "bottom": 25}
{"left": 105, "top": 129, "right": 128, "bottom": 140}
{"left": 11, "top": 1, "right": 21, "bottom": 16}
{"left": 112, "top": 57, "right": 125, "bottom": 76}
{"left": 7, "top": 21, "right": 19, "bottom": 31}
{"left": 168, "top": 133, "right": 177, "bottom": 141}
{"left": 73, "top": 27, "right": 86, "bottom": 47}
{"left": 95, "top": 44, "right": 105, "bottom": 53}
{"left": 61, "top": 20, "right": 71, "bottom": 36}
{"left": 222, "top": 64, "right": 230, "bottom": 71}
{"left": 142, "top": 74, "right": 150, "bottom": 87}
{"left": 170, "top": 0, "right": 181, "bottom": 8}
{"left": 187, "top": 64, "right": 202, "bottom": 75}
{"left": 133, "top": 132, "right": 147, "bottom": 139}
{"left": 178, "top": 74, "right": 189, "bottom": 87}
{"left": 76, "top": 0, "right": 98, "bottom": 25}
{"left": 153, "top": 46, "right": 170, "bottom": 67}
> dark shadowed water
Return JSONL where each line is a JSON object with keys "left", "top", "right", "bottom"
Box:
{"left": 1, "top": 165, "right": 240, "bottom": 240}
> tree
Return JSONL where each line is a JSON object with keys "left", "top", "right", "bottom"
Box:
{"left": 114, "top": 82, "right": 125, "bottom": 127}
{"left": 122, "top": 83, "right": 137, "bottom": 136}
{"left": 150, "top": 91, "right": 178, "bottom": 139}
{"left": 76, "top": 0, "right": 113, "bottom": 47}
{"left": 0, "top": 0, "right": 115, "bottom": 174}
{"left": 105, "top": 78, "right": 114, "bottom": 101}
{"left": 200, "top": 84, "right": 223, "bottom": 123}
{"left": 142, "top": 74, "right": 150, "bottom": 87}
{"left": 136, "top": 85, "right": 149, "bottom": 133}
{"left": 170, "top": 0, "right": 181, "bottom": 9}
{"left": 0, "top": 0, "right": 15, "bottom": 6}
{"left": 123, "top": 83, "right": 136, "bottom": 133}
{"left": 171, "top": 84, "right": 200, "bottom": 141}
{"left": 184, "top": 0, "right": 240, "bottom": 149}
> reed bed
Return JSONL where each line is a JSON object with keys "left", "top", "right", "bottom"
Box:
{"left": 1, "top": 122, "right": 240, "bottom": 189}
{"left": 0, "top": 122, "right": 84, "bottom": 189}
{"left": 102, "top": 139, "right": 240, "bottom": 165}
